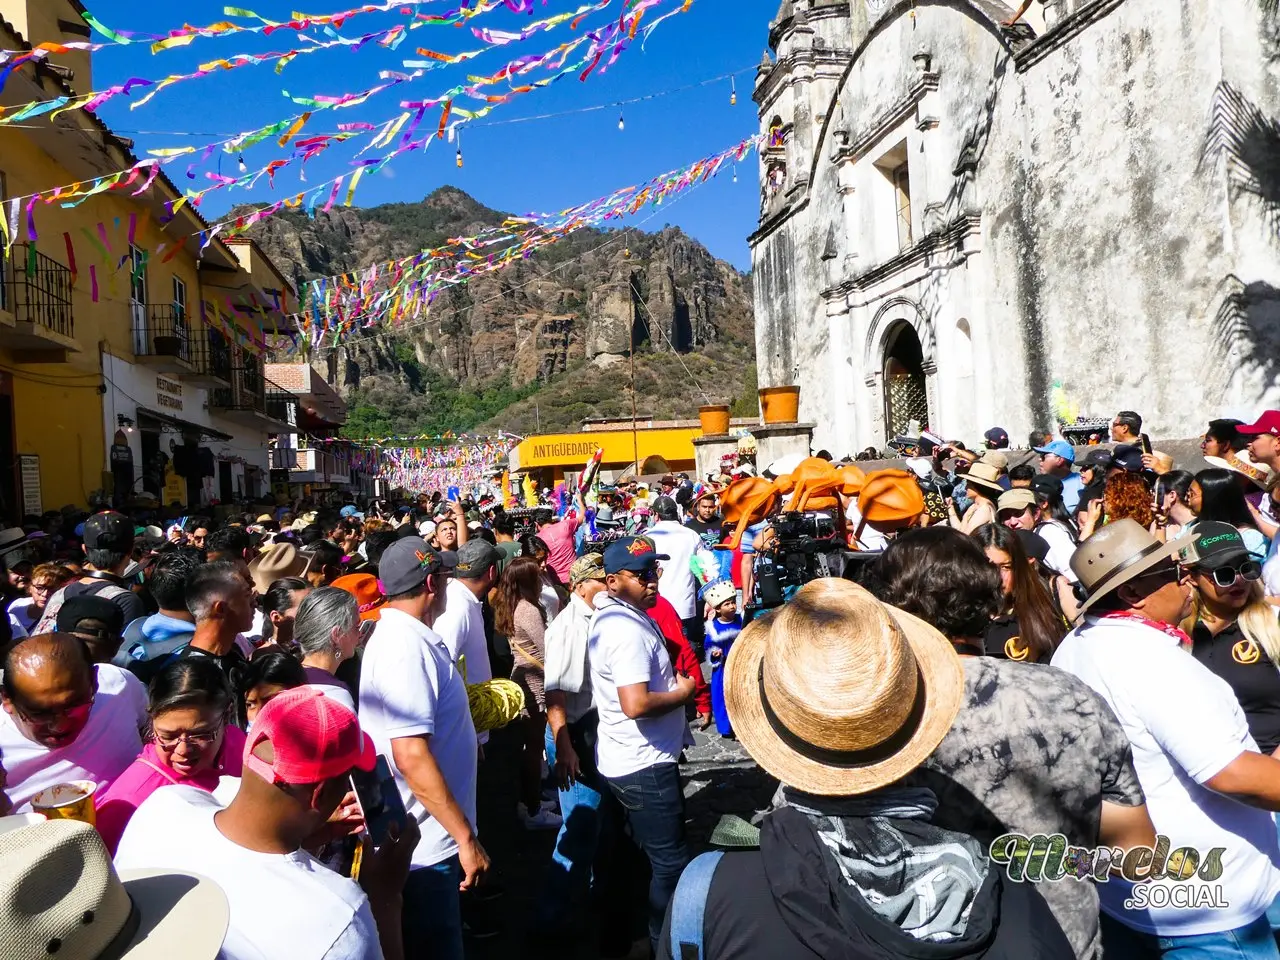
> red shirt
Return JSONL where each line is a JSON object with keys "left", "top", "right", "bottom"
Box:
{"left": 649, "top": 595, "right": 711, "bottom": 715}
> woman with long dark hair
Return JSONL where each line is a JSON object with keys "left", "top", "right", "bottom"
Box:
{"left": 519, "top": 532, "right": 568, "bottom": 618}
{"left": 95, "top": 657, "right": 244, "bottom": 853}
{"left": 494, "top": 556, "right": 561, "bottom": 830}
{"left": 256, "top": 577, "right": 312, "bottom": 654}
{"left": 972, "top": 524, "right": 1066, "bottom": 663}
{"left": 1153, "top": 470, "right": 1196, "bottom": 541}
{"left": 1190, "top": 468, "right": 1271, "bottom": 561}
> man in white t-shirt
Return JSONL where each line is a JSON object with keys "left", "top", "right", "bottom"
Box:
{"left": 0, "top": 632, "right": 146, "bottom": 810}
{"left": 588, "top": 535, "right": 696, "bottom": 955}
{"left": 116, "top": 687, "right": 414, "bottom": 960}
{"left": 1052, "top": 520, "right": 1280, "bottom": 956}
{"left": 645, "top": 497, "right": 716, "bottom": 656}
{"left": 432, "top": 539, "right": 497, "bottom": 701}
{"left": 359, "top": 537, "right": 487, "bottom": 960}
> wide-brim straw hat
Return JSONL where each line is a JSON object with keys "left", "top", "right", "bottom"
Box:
{"left": 1204, "top": 451, "right": 1276, "bottom": 491}
{"left": 247, "top": 542, "right": 313, "bottom": 594}
{"left": 724, "top": 578, "right": 964, "bottom": 796}
{"left": 1071, "top": 518, "right": 1195, "bottom": 617}
{"left": 962, "top": 461, "right": 1005, "bottom": 495}
{"left": 0, "top": 816, "right": 227, "bottom": 960}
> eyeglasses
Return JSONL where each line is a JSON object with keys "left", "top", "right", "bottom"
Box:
{"left": 29, "top": 583, "right": 57, "bottom": 595}
{"left": 1198, "top": 561, "right": 1263, "bottom": 588}
{"left": 152, "top": 723, "right": 223, "bottom": 749}
{"left": 12, "top": 693, "right": 95, "bottom": 728}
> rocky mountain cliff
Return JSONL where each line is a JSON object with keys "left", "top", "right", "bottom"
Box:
{"left": 244, "top": 187, "right": 757, "bottom": 436}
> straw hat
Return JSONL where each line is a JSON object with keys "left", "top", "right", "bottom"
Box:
{"left": 962, "top": 461, "right": 1005, "bottom": 495}
{"left": 857, "top": 470, "right": 925, "bottom": 532}
{"left": 247, "top": 542, "right": 313, "bottom": 594}
{"left": 1204, "top": 450, "right": 1276, "bottom": 490}
{"left": 1071, "top": 518, "right": 1195, "bottom": 617}
{"left": 724, "top": 579, "right": 963, "bottom": 796}
{"left": 0, "top": 817, "right": 227, "bottom": 960}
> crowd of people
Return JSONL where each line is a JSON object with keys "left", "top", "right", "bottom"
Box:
{"left": 5, "top": 407, "right": 1280, "bottom": 960}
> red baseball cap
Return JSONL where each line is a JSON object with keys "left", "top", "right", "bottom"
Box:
{"left": 1237, "top": 411, "right": 1280, "bottom": 437}
{"left": 243, "top": 688, "right": 376, "bottom": 785}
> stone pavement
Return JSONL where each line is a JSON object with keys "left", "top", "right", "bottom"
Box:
{"left": 461, "top": 719, "right": 777, "bottom": 960}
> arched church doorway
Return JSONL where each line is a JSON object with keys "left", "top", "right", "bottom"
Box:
{"left": 883, "top": 322, "right": 929, "bottom": 438}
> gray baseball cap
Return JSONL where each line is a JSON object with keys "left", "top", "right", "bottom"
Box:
{"left": 454, "top": 540, "right": 501, "bottom": 579}
{"left": 377, "top": 537, "right": 454, "bottom": 596}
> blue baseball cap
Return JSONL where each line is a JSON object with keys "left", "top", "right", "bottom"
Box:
{"left": 1033, "top": 440, "right": 1076, "bottom": 463}
{"left": 603, "top": 536, "right": 670, "bottom": 575}
{"left": 340, "top": 505, "right": 359, "bottom": 518}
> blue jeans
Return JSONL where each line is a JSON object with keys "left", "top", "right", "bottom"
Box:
{"left": 606, "top": 762, "right": 690, "bottom": 953}
{"left": 403, "top": 856, "right": 463, "bottom": 960}
{"left": 1100, "top": 911, "right": 1280, "bottom": 959}
{"left": 535, "top": 720, "right": 607, "bottom": 930}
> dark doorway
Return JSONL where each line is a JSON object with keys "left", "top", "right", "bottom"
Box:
{"left": 219, "top": 460, "right": 233, "bottom": 504}
{"left": 140, "top": 430, "right": 161, "bottom": 497}
{"left": 883, "top": 322, "right": 929, "bottom": 439}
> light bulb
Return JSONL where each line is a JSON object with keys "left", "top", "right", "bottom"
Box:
{"left": 731, "top": 78, "right": 737, "bottom": 106}
{"left": 618, "top": 111, "right": 625, "bottom": 131}
{"left": 456, "top": 148, "right": 463, "bottom": 168}
{"left": 733, "top": 167, "right": 738, "bottom": 183}
{"left": 238, "top": 154, "right": 247, "bottom": 174}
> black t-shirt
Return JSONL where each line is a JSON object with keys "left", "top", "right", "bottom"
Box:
{"left": 685, "top": 516, "right": 723, "bottom": 550}
{"left": 1192, "top": 621, "right": 1280, "bottom": 754}
{"left": 181, "top": 645, "right": 250, "bottom": 727}
{"left": 983, "top": 613, "right": 1047, "bottom": 663}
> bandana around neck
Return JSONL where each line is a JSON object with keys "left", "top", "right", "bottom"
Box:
{"left": 1095, "top": 610, "right": 1191, "bottom": 647}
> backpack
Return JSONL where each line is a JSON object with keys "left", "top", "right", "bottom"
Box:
{"left": 668, "top": 851, "right": 723, "bottom": 960}
{"left": 33, "top": 579, "right": 132, "bottom": 635}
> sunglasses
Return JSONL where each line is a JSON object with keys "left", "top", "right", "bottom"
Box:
{"left": 1197, "top": 560, "right": 1262, "bottom": 588}
{"left": 619, "top": 567, "right": 660, "bottom": 583}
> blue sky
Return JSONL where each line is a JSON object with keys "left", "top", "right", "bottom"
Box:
{"left": 83, "top": 0, "right": 780, "bottom": 271}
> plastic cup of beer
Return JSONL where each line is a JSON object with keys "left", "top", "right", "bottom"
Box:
{"left": 31, "top": 780, "right": 97, "bottom": 826}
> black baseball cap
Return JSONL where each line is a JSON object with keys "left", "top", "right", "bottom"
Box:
{"left": 984, "top": 427, "right": 1010, "bottom": 449}
{"left": 1081, "top": 448, "right": 1115, "bottom": 471}
{"left": 1178, "top": 521, "right": 1251, "bottom": 568}
{"left": 1015, "top": 529, "right": 1051, "bottom": 565}
{"left": 603, "top": 536, "right": 669, "bottom": 575}
{"left": 1111, "top": 444, "right": 1145, "bottom": 473}
{"left": 82, "top": 511, "right": 134, "bottom": 552}
{"left": 652, "top": 496, "right": 680, "bottom": 521}
{"left": 57, "top": 594, "right": 125, "bottom": 641}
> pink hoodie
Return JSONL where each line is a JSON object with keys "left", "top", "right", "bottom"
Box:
{"left": 96, "top": 726, "right": 246, "bottom": 854}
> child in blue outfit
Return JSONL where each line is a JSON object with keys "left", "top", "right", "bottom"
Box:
{"left": 702, "top": 580, "right": 742, "bottom": 738}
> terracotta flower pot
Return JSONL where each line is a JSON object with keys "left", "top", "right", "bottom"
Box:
{"left": 698, "top": 404, "right": 731, "bottom": 435}
{"left": 758, "top": 385, "right": 800, "bottom": 424}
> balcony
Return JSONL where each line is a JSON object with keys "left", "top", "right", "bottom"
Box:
{"left": 132, "top": 305, "right": 194, "bottom": 374}
{"left": 2, "top": 245, "right": 80, "bottom": 358}
{"left": 270, "top": 446, "right": 352, "bottom": 487}
{"left": 210, "top": 362, "right": 290, "bottom": 430}
{"left": 180, "top": 327, "right": 233, "bottom": 388}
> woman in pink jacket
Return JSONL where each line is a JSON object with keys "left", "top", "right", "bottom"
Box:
{"left": 96, "top": 656, "right": 244, "bottom": 853}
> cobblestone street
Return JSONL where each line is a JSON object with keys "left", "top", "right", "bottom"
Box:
{"left": 463, "top": 718, "right": 777, "bottom": 959}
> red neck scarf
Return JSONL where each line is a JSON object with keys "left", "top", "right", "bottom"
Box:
{"left": 1096, "top": 610, "right": 1192, "bottom": 647}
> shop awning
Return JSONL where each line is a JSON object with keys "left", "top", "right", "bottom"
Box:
{"left": 136, "top": 407, "right": 233, "bottom": 443}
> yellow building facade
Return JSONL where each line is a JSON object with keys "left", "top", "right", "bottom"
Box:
{"left": 0, "top": 0, "right": 291, "bottom": 516}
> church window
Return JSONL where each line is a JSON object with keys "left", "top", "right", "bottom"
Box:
{"left": 892, "top": 162, "right": 913, "bottom": 250}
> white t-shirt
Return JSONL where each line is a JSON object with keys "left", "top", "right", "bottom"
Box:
{"left": 1034, "top": 520, "right": 1079, "bottom": 583}
{"left": 8, "top": 597, "right": 39, "bottom": 634}
{"left": 587, "top": 595, "right": 686, "bottom": 779}
{"left": 358, "top": 607, "right": 477, "bottom": 869}
{"left": 0, "top": 663, "right": 147, "bottom": 811}
{"left": 1052, "top": 616, "right": 1280, "bottom": 936}
{"left": 432, "top": 580, "right": 492, "bottom": 745}
{"left": 646, "top": 520, "right": 711, "bottom": 618}
{"left": 115, "top": 785, "right": 382, "bottom": 960}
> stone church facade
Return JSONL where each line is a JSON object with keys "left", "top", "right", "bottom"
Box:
{"left": 750, "top": 0, "right": 1280, "bottom": 453}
